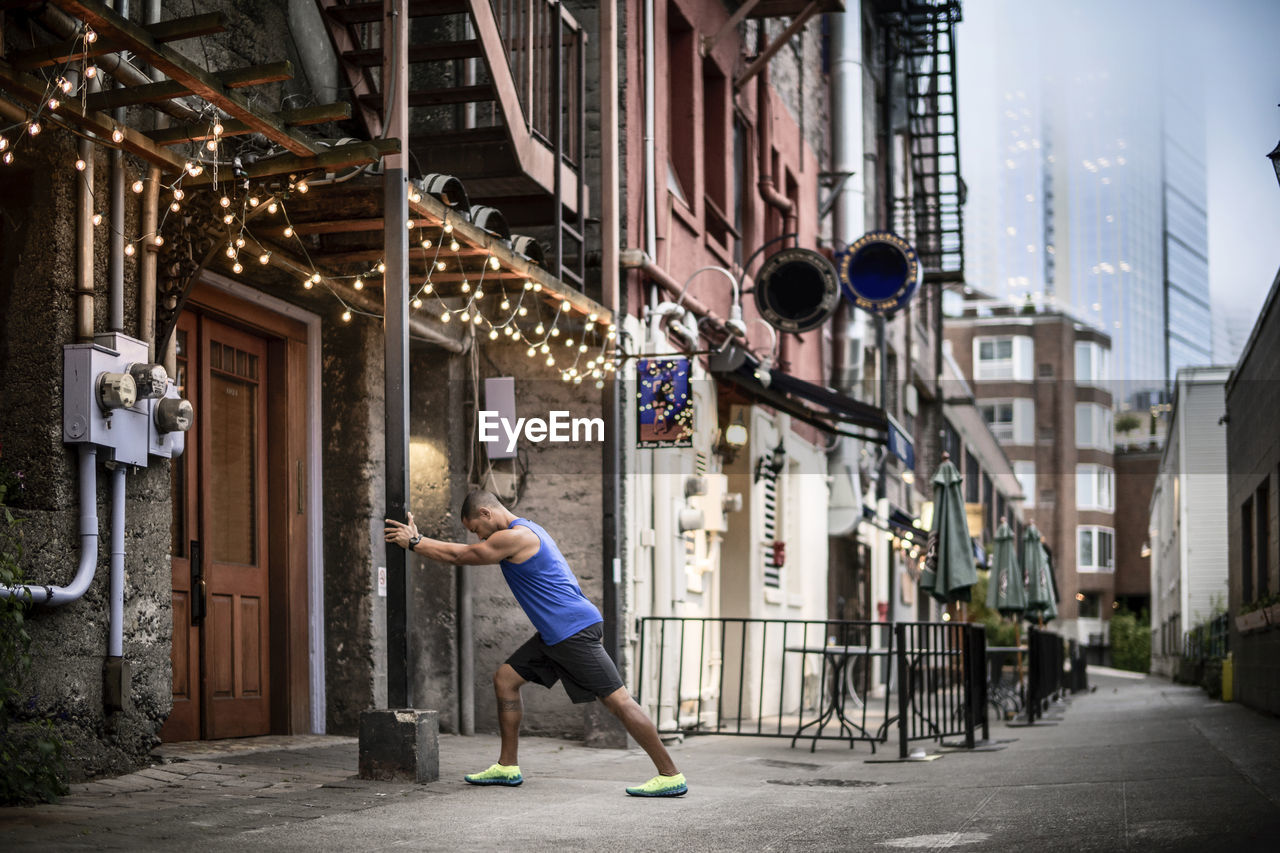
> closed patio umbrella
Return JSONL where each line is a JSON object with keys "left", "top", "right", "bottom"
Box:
{"left": 1023, "top": 524, "right": 1054, "bottom": 624}
{"left": 1038, "top": 543, "right": 1058, "bottom": 622}
{"left": 987, "top": 518, "right": 1027, "bottom": 617}
{"left": 919, "top": 453, "right": 978, "bottom": 604}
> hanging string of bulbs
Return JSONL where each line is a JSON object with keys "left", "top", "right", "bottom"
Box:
{"left": 2, "top": 24, "right": 619, "bottom": 385}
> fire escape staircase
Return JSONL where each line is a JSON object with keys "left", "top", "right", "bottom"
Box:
{"left": 900, "top": 0, "right": 964, "bottom": 282}
{"left": 316, "top": 0, "right": 587, "bottom": 287}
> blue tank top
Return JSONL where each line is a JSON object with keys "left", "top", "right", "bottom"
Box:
{"left": 499, "top": 518, "right": 602, "bottom": 645}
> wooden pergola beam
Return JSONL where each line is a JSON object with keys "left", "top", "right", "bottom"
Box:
{"left": 53, "top": 0, "right": 318, "bottom": 156}
{"left": 6, "top": 12, "right": 227, "bottom": 70}
{"left": 145, "top": 103, "right": 352, "bottom": 146}
{"left": 0, "top": 62, "right": 187, "bottom": 173}
{"left": 84, "top": 61, "right": 293, "bottom": 112}
{"left": 181, "top": 139, "right": 399, "bottom": 187}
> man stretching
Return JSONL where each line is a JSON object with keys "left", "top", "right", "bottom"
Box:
{"left": 384, "top": 489, "right": 687, "bottom": 798}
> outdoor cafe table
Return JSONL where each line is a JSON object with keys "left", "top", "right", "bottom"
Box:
{"left": 784, "top": 644, "right": 892, "bottom": 753}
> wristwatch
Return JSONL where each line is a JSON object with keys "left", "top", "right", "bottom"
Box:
{"left": 407, "top": 534, "right": 422, "bottom": 551}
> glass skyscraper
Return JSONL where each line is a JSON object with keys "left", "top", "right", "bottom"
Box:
{"left": 960, "top": 0, "right": 1210, "bottom": 407}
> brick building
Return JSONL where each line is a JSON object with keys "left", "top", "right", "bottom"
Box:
{"left": 945, "top": 297, "right": 1116, "bottom": 646}
{"left": 1225, "top": 270, "right": 1280, "bottom": 716}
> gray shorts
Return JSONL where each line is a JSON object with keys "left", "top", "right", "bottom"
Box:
{"left": 506, "top": 622, "right": 624, "bottom": 704}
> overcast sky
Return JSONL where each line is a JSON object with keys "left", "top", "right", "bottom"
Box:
{"left": 957, "top": 0, "right": 1280, "bottom": 325}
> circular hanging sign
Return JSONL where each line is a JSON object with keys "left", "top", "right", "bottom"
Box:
{"left": 753, "top": 247, "right": 841, "bottom": 334}
{"left": 835, "top": 231, "right": 922, "bottom": 316}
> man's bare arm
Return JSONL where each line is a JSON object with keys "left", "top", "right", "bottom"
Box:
{"left": 412, "top": 528, "right": 526, "bottom": 566}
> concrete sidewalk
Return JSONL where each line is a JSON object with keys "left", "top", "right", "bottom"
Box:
{"left": 2, "top": 673, "right": 1279, "bottom": 851}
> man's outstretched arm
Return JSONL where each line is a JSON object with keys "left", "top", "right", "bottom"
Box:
{"left": 384, "top": 513, "right": 526, "bottom": 565}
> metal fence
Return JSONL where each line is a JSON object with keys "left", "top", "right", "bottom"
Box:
{"left": 634, "top": 618, "right": 989, "bottom": 757}
{"left": 1183, "top": 613, "right": 1229, "bottom": 661}
{"left": 1025, "top": 628, "right": 1090, "bottom": 722}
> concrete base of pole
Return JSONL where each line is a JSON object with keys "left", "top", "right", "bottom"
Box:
{"left": 358, "top": 709, "right": 439, "bottom": 782}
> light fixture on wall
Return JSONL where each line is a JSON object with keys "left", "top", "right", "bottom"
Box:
{"left": 1140, "top": 542, "right": 1152, "bottom": 558}
{"left": 716, "top": 410, "right": 749, "bottom": 464}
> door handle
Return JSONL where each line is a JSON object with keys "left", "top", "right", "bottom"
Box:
{"left": 190, "top": 539, "right": 205, "bottom": 625}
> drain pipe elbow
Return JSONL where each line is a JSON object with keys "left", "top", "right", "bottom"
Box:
{"left": 0, "top": 446, "right": 100, "bottom": 606}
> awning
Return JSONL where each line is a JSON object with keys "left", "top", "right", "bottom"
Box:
{"left": 712, "top": 343, "right": 914, "bottom": 465}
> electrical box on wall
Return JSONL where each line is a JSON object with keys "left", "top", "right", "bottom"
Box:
{"left": 64, "top": 332, "right": 191, "bottom": 465}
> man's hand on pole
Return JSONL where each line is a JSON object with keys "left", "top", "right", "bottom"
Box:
{"left": 383, "top": 511, "right": 420, "bottom": 549}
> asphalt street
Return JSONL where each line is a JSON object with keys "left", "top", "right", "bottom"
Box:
{"left": 2, "top": 671, "right": 1278, "bottom": 852}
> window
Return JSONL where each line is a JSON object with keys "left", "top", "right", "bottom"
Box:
{"left": 980, "top": 398, "right": 1034, "bottom": 444}
{"left": 1258, "top": 480, "right": 1271, "bottom": 598}
{"left": 1075, "top": 341, "right": 1111, "bottom": 386}
{"left": 1242, "top": 496, "right": 1254, "bottom": 603}
{"left": 702, "top": 57, "right": 734, "bottom": 254}
{"left": 980, "top": 401, "right": 1014, "bottom": 441}
{"left": 1076, "top": 403, "right": 1114, "bottom": 451}
{"left": 1078, "top": 593, "right": 1101, "bottom": 618}
{"left": 1078, "top": 526, "right": 1115, "bottom": 572}
{"left": 1015, "top": 461, "right": 1036, "bottom": 507}
{"left": 1076, "top": 464, "right": 1115, "bottom": 511}
{"left": 666, "top": 3, "right": 694, "bottom": 206}
{"left": 974, "top": 335, "right": 1034, "bottom": 380}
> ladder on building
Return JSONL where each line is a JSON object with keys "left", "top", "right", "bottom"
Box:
{"left": 900, "top": 0, "right": 964, "bottom": 281}
{"left": 315, "top": 0, "right": 586, "bottom": 288}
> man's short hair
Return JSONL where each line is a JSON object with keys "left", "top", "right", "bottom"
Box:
{"left": 461, "top": 489, "right": 505, "bottom": 521}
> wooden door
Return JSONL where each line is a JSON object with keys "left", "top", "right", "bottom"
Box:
{"left": 161, "top": 313, "right": 272, "bottom": 741}
{"left": 200, "top": 317, "right": 271, "bottom": 738}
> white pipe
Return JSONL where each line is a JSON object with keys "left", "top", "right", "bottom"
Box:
{"left": 643, "top": 0, "right": 660, "bottom": 342}
{"left": 0, "top": 446, "right": 100, "bottom": 605}
{"left": 108, "top": 465, "right": 126, "bottom": 657}
{"left": 832, "top": 3, "right": 867, "bottom": 383}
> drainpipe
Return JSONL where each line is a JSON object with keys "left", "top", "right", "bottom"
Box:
{"left": 76, "top": 70, "right": 96, "bottom": 344}
{"left": 108, "top": 0, "right": 130, "bottom": 334}
{"left": 643, "top": 0, "right": 659, "bottom": 341}
{"left": 600, "top": 0, "right": 622, "bottom": 669}
{"left": 755, "top": 29, "right": 796, "bottom": 370}
{"left": 0, "top": 447, "right": 99, "bottom": 604}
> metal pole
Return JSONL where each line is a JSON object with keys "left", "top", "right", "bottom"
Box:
{"left": 457, "top": 565, "right": 474, "bottom": 734}
{"left": 382, "top": 0, "right": 411, "bottom": 709}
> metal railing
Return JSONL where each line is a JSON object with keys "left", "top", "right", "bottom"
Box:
{"left": 1183, "top": 613, "right": 1229, "bottom": 661}
{"left": 635, "top": 618, "right": 989, "bottom": 757}
{"left": 1026, "top": 628, "right": 1089, "bottom": 722}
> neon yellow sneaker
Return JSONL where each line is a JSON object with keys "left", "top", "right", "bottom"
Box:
{"left": 464, "top": 763, "right": 523, "bottom": 786}
{"left": 625, "top": 772, "right": 687, "bottom": 797}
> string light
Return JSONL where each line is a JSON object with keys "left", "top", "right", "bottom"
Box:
{"left": 354, "top": 278, "right": 364, "bottom": 290}
{"left": 220, "top": 196, "right": 231, "bottom": 208}
{"left": 449, "top": 239, "right": 460, "bottom": 252}
{"left": 342, "top": 309, "right": 352, "bottom": 322}
{"left": 28, "top": 122, "right": 41, "bottom": 136}
{"left": 440, "top": 311, "right": 451, "bottom": 323}
{"left": 213, "top": 122, "right": 224, "bottom": 136}
{"left": 206, "top": 138, "right": 218, "bottom": 151}
{"left": 474, "top": 289, "right": 484, "bottom": 300}
{"left": 222, "top": 214, "right": 234, "bottom": 224}
{"left": 92, "top": 213, "right": 102, "bottom": 226}
{"left": 4, "top": 152, "right": 14, "bottom": 164}
{"left": 460, "top": 281, "right": 471, "bottom": 293}
{"left": 172, "top": 188, "right": 184, "bottom": 201}
{"left": 489, "top": 255, "right": 500, "bottom": 270}
{"left": 283, "top": 225, "right": 294, "bottom": 238}
{"left": 303, "top": 278, "right": 314, "bottom": 290}
{"left": 75, "top": 158, "right": 86, "bottom": 171}
{"left": 377, "top": 261, "right": 386, "bottom": 273}
{"left": 421, "top": 238, "right": 432, "bottom": 250}
{"left": 488, "top": 329, "right": 499, "bottom": 340}
{"left": 111, "top": 127, "right": 123, "bottom": 143}
{"left": 0, "top": 137, "right": 8, "bottom": 151}
{"left": 460, "top": 311, "right": 470, "bottom": 323}
{"left": 84, "top": 65, "right": 97, "bottom": 79}
{"left": 411, "top": 296, "right": 423, "bottom": 309}
{"left": 523, "top": 280, "right": 533, "bottom": 291}
{"left": 132, "top": 179, "right": 144, "bottom": 194}
{"left": 153, "top": 235, "right": 164, "bottom": 246}
{"left": 297, "top": 182, "right": 308, "bottom": 193}
{"left": 58, "top": 78, "right": 72, "bottom": 94}
{"left": 258, "top": 252, "right": 271, "bottom": 264}
{"left": 48, "top": 98, "right": 61, "bottom": 111}
{"left": 472, "top": 313, "right": 483, "bottom": 325}
{"left": 500, "top": 298, "right": 510, "bottom": 311}
{"left": 249, "top": 196, "right": 260, "bottom": 207}
{"left": 527, "top": 347, "right": 536, "bottom": 357}
{"left": 170, "top": 201, "right": 180, "bottom": 212}
{"left": 232, "top": 261, "right": 243, "bottom": 273}
{"left": 267, "top": 201, "right": 278, "bottom": 214}
{"left": 436, "top": 260, "right": 446, "bottom": 271}
{"left": 443, "top": 221, "right": 453, "bottom": 233}
{"left": 226, "top": 245, "right": 237, "bottom": 258}
{"left": 235, "top": 237, "right": 246, "bottom": 248}
{"left": 124, "top": 243, "right": 135, "bottom": 257}
{"left": 84, "top": 27, "right": 98, "bottom": 43}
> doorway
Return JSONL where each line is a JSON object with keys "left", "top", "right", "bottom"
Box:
{"left": 161, "top": 287, "right": 312, "bottom": 741}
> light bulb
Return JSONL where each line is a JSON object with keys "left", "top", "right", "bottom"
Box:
{"left": 303, "top": 279, "right": 314, "bottom": 289}
{"left": 595, "top": 380, "right": 604, "bottom": 389}
{"left": 283, "top": 226, "right": 294, "bottom": 238}
{"left": 406, "top": 219, "right": 414, "bottom": 230}
{"left": 170, "top": 201, "right": 180, "bottom": 212}
{"left": 226, "top": 246, "right": 237, "bottom": 258}
{"left": 460, "top": 312, "right": 470, "bottom": 323}
{"left": 545, "top": 355, "right": 555, "bottom": 367}
{"left": 579, "top": 344, "right": 588, "bottom": 353}
{"left": 540, "top": 344, "right": 550, "bottom": 355}
{"left": 608, "top": 323, "right": 617, "bottom": 332}
{"left": 460, "top": 282, "right": 471, "bottom": 293}
{"left": 223, "top": 214, "right": 234, "bottom": 225}
{"left": 411, "top": 296, "right": 423, "bottom": 309}
{"left": 592, "top": 369, "right": 602, "bottom": 379}
{"left": 59, "top": 78, "right": 72, "bottom": 94}
{"left": 423, "top": 283, "right": 433, "bottom": 294}
{"left": 342, "top": 309, "right": 352, "bottom": 322}
{"left": 124, "top": 243, "right": 135, "bottom": 257}
{"left": 518, "top": 307, "right": 527, "bottom": 317}
{"left": 443, "top": 221, "right": 453, "bottom": 233}
{"left": 173, "top": 188, "right": 184, "bottom": 200}
{"left": 449, "top": 240, "right": 460, "bottom": 252}
{"left": 232, "top": 262, "right": 243, "bottom": 273}
{"left": 489, "top": 255, "right": 500, "bottom": 271}
{"left": 297, "top": 182, "right": 308, "bottom": 193}
{"left": 562, "top": 372, "right": 572, "bottom": 382}
{"left": 353, "top": 278, "right": 364, "bottom": 290}
{"left": 565, "top": 338, "right": 573, "bottom": 348}
{"left": 0, "top": 137, "right": 7, "bottom": 151}
{"left": 213, "top": 122, "right": 224, "bottom": 136}
{"left": 500, "top": 299, "right": 510, "bottom": 311}
{"left": 249, "top": 196, "right": 260, "bottom": 207}
{"left": 488, "top": 329, "right": 499, "bottom": 340}
{"left": 535, "top": 324, "right": 545, "bottom": 335}
{"left": 85, "top": 65, "right": 97, "bottom": 79}
{"left": 85, "top": 27, "right": 98, "bottom": 43}
{"left": 377, "top": 262, "right": 386, "bottom": 273}
{"left": 28, "top": 122, "right": 41, "bottom": 136}
{"left": 473, "top": 313, "right": 483, "bottom": 325}
{"left": 532, "top": 283, "right": 542, "bottom": 292}
{"left": 436, "top": 261, "right": 447, "bottom": 271}
{"left": 75, "top": 158, "right": 86, "bottom": 171}
{"left": 132, "top": 179, "right": 144, "bottom": 193}
{"left": 474, "top": 289, "right": 484, "bottom": 300}
{"left": 206, "top": 139, "right": 218, "bottom": 151}
{"left": 421, "top": 239, "right": 432, "bottom": 250}
{"left": 220, "top": 196, "right": 231, "bottom": 208}
{"left": 310, "top": 272, "right": 321, "bottom": 284}
{"left": 441, "top": 311, "right": 451, "bottom": 323}
{"left": 527, "top": 347, "right": 536, "bottom": 358}
{"left": 92, "top": 213, "right": 102, "bottom": 226}
{"left": 267, "top": 202, "right": 278, "bottom": 214}
{"left": 523, "top": 280, "right": 533, "bottom": 291}
{"left": 189, "top": 166, "right": 203, "bottom": 178}
{"left": 409, "top": 190, "right": 421, "bottom": 203}
{"left": 49, "top": 98, "right": 61, "bottom": 110}
{"left": 154, "top": 235, "right": 164, "bottom": 246}
{"left": 258, "top": 252, "right": 270, "bottom": 264}
{"left": 550, "top": 327, "right": 560, "bottom": 337}
{"left": 235, "top": 237, "right": 245, "bottom": 248}
{"left": 588, "top": 313, "right": 598, "bottom": 322}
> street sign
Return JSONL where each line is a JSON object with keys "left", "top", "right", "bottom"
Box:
{"left": 835, "top": 231, "right": 922, "bottom": 316}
